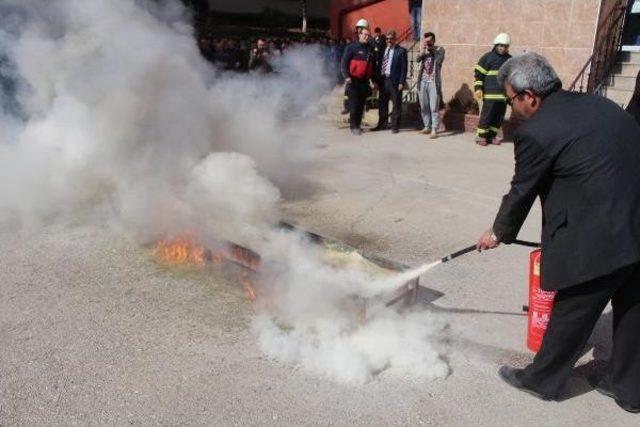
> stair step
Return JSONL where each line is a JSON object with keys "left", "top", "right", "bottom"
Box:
{"left": 618, "top": 51, "right": 640, "bottom": 65}
{"left": 602, "top": 87, "right": 633, "bottom": 107}
{"left": 611, "top": 62, "right": 640, "bottom": 77}
{"left": 606, "top": 74, "right": 638, "bottom": 90}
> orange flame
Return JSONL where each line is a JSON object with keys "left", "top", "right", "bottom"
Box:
{"left": 154, "top": 234, "right": 263, "bottom": 308}
{"left": 154, "top": 233, "right": 205, "bottom": 265}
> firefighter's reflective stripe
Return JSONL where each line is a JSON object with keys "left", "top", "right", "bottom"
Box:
{"left": 474, "top": 50, "right": 511, "bottom": 96}
{"left": 475, "top": 64, "right": 488, "bottom": 74}
{"left": 484, "top": 94, "right": 506, "bottom": 100}
{"left": 477, "top": 127, "right": 501, "bottom": 136}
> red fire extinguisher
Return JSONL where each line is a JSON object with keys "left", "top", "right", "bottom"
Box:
{"left": 524, "top": 249, "right": 556, "bottom": 352}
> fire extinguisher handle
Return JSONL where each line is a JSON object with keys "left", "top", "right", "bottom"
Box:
{"left": 513, "top": 239, "right": 540, "bottom": 248}
{"left": 441, "top": 244, "right": 477, "bottom": 263}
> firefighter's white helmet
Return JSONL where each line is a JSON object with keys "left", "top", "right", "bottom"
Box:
{"left": 355, "top": 18, "right": 370, "bottom": 30}
{"left": 493, "top": 33, "right": 511, "bottom": 46}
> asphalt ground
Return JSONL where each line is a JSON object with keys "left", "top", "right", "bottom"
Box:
{"left": 1, "top": 121, "right": 637, "bottom": 425}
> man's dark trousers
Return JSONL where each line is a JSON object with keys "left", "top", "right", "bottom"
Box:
{"left": 520, "top": 262, "right": 640, "bottom": 404}
{"left": 378, "top": 76, "right": 402, "bottom": 131}
{"left": 349, "top": 78, "right": 369, "bottom": 130}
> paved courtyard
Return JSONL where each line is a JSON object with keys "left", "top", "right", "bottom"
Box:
{"left": 1, "top": 121, "right": 636, "bottom": 425}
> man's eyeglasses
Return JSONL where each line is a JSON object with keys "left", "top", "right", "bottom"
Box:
{"left": 506, "top": 91, "right": 525, "bottom": 106}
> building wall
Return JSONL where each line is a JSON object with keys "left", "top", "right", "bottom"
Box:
{"left": 422, "top": 0, "right": 604, "bottom": 107}
{"left": 330, "top": 0, "right": 411, "bottom": 39}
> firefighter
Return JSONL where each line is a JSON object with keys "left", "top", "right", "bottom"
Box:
{"left": 372, "top": 27, "right": 386, "bottom": 88}
{"left": 474, "top": 33, "right": 512, "bottom": 145}
{"left": 341, "top": 19, "right": 375, "bottom": 135}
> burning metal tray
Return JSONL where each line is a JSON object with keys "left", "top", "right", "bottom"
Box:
{"left": 223, "top": 223, "right": 421, "bottom": 318}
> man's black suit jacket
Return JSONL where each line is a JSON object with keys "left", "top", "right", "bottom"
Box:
{"left": 493, "top": 90, "right": 640, "bottom": 291}
{"left": 376, "top": 45, "right": 407, "bottom": 86}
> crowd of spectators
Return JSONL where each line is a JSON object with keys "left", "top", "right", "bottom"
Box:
{"left": 197, "top": 34, "right": 351, "bottom": 82}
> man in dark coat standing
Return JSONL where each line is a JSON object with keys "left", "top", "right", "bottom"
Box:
{"left": 372, "top": 27, "right": 386, "bottom": 87}
{"left": 477, "top": 53, "right": 640, "bottom": 413}
{"left": 372, "top": 29, "right": 408, "bottom": 133}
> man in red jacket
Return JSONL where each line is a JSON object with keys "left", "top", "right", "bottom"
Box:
{"left": 341, "top": 19, "right": 375, "bottom": 135}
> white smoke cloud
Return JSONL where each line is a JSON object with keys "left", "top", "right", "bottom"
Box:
{"left": 0, "top": 0, "right": 319, "bottom": 239}
{"left": 0, "top": 0, "right": 448, "bottom": 383}
{"left": 253, "top": 231, "right": 450, "bottom": 383}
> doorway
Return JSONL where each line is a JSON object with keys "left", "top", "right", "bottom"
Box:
{"left": 621, "top": 0, "right": 640, "bottom": 51}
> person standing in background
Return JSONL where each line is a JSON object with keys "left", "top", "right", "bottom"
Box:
{"left": 341, "top": 19, "right": 375, "bottom": 135}
{"left": 417, "top": 32, "right": 445, "bottom": 139}
{"left": 249, "top": 38, "right": 272, "bottom": 73}
{"left": 372, "top": 27, "right": 387, "bottom": 89}
{"left": 474, "top": 33, "right": 512, "bottom": 145}
{"left": 372, "top": 27, "right": 386, "bottom": 63}
{"left": 372, "top": 30, "right": 408, "bottom": 134}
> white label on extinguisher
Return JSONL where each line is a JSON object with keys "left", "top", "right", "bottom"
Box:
{"left": 535, "top": 288, "right": 556, "bottom": 302}
{"left": 532, "top": 312, "right": 550, "bottom": 328}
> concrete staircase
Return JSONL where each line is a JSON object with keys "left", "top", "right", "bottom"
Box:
{"left": 601, "top": 51, "right": 640, "bottom": 108}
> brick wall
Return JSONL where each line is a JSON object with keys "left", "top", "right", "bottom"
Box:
{"left": 421, "top": 0, "right": 603, "bottom": 110}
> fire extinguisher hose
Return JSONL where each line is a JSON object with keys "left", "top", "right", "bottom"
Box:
{"left": 513, "top": 239, "right": 540, "bottom": 248}
{"left": 440, "top": 239, "right": 540, "bottom": 263}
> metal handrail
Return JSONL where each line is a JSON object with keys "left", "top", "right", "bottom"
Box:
{"left": 568, "top": 1, "right": 628, "bottom": 93}
{"left": 402, "top": 41, "right": 422, "bottom": 102}
{"left": 397, "top": 26, "right": 414, "bottom": 45}
{"left": 402, "top": 34, "right": 422, "bottom": 103}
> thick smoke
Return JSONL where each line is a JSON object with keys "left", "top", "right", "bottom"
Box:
{"left": 0, "top": 0, "right": 316, "bottom": 243}
{"left": 253, "top": 231, "right": 449, "bottom": 383}
{"left": 0, "top": 0, "right": 448, "bottom": 383}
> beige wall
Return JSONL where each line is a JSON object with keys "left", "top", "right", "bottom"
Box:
{"left": 422, "top": 0, "right": 603, "bottom": 108}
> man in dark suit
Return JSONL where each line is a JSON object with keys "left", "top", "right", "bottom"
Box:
{"left": 372, "top": 29, "right": 407, "bottom": 133}
{"left": 476, "top": 53, "right": 640, "bottom": 413}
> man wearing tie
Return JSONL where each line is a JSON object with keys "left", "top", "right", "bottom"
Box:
{"left": 373, "top": 30, "right": 408, "bottom": 134}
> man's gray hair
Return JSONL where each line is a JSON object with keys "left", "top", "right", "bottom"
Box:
{"left": 498, "top": 52, "right": 562, "bottom": 97}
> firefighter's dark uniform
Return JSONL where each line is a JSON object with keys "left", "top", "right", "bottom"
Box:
{"left": 372, "top": 34, "right": 386, "bottom": 86}
{"left": 341, "top": 41, "right": 374, "bottom": 130}
{"left": 474, "top": 49, "right": 511, "bottom": 141}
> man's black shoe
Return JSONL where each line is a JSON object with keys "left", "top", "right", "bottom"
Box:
{"left": 588, "top": 374, "right": 640, "bottom": 413}
{"left": 498, "top": 365, "right": 553, "bottom": 401}
{"left": 617, "top": 401, "right": 640, "bottom": 414}
{"left": 391, "top": 129, "right": 400, "bottom": 134}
